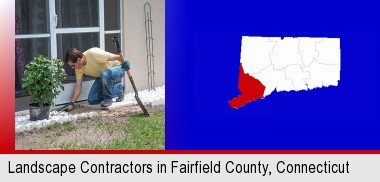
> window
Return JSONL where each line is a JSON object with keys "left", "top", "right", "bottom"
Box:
{"left": 55, "top": 0, "right": 99, "bottom": 28}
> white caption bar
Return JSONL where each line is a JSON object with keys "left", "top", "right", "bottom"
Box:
{"left": 1, "top": 154, "right": 379, "bottom": 181}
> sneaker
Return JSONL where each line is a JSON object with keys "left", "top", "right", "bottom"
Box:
{"left": 101, "top": 99, "right": 113, "bottom": 107}
{"left": 116, "top": 85, "right": 125, "bottom": 102}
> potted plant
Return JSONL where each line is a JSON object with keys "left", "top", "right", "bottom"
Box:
{"left": 22, "top": 55, "right": 66, "bottom": 121}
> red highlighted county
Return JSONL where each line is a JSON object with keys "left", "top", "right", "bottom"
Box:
{"left": 229, "top": 63, "right": 266, "bottom": 109}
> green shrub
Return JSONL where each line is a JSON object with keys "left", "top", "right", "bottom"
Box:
{"left": 22, "top": 55, "right": 66, "bottom": 108}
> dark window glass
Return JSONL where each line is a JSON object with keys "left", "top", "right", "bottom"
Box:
{"left": 105, "top": 34, "right": 121, "bottom": 54}
{"left": 15, "top": 0, "right": 49, "bottom": 34}
{"left": 104, "top": 0, "right": 120, "bottom": 30}
{"left": 55, "top": 0, "right": 99, "bottom": 28}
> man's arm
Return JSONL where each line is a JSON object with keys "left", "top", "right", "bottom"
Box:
{"left": 107, "top": 53, "right": 123, "bottom": 62}
{"left": 71, "top": 78, "right": 82, "bottom": 102}
{"left": 108, "top": 52, "right": 130, "bottom": 71}
{"left": 59, "top": 78, "right": 82, "bottom": 111}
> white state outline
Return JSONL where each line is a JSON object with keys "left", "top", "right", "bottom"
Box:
{"left": 241, "top": 36, "right": 340, "bottom": 97}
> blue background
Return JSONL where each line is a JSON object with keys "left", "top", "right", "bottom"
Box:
{"left": 166, "top": 0, "right": 379, "bottom": 149}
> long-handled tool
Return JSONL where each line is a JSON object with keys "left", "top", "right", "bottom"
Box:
{"left": 113, "top": 36, "right": 150, "bottom": 116}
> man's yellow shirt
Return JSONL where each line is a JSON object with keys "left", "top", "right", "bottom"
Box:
{"left": 75, "top": 47, "right": 120, "bottom": 80}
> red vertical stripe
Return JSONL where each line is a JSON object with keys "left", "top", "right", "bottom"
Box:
{"left": 0, "top": 1, "right": 15, "bottom": 152}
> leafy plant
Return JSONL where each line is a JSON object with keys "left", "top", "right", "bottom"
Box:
{"left": 22, "top": 55, "right": 66, "bottom": 108}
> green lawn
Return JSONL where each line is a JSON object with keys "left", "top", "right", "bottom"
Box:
{"left": 41, "top": 111, "right": 165, "bottom": 150}
{"left": 104, "top": 112, "right": 165, "bottom": 150}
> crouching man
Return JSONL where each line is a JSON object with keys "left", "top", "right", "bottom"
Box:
{"left": 59, "top": 47, "right": 130, "bottom": 111}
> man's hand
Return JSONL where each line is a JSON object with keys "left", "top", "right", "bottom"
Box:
{"left": 59, "top": 102, "right": 74, "bottom": 111}
{"left": 121, "top": 60, "right": 130, "bottom": 71}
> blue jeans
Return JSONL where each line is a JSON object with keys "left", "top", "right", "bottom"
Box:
{"left": 87, "top": 66, "right": 125, "bottom": 105}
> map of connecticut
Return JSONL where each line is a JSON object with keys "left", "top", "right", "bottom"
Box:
{"left": 229, "top": 36, "right": 341, "bottom": 109}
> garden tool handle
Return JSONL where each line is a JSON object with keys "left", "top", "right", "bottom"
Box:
{"left": 113, "top": 36, "right": 132, "bottom": 77}
{"left": 112, "top": 36, "right": 149, "bottom": 116}
{"left": 113, "top": 37, "right": 138, "bottom": 95}
{"left": 118, "top": 52, "right": 132, "bottom": 78}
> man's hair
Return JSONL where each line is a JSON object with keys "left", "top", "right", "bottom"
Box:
{"left": 65, "top": 48, "right": 83, "bottom": 63}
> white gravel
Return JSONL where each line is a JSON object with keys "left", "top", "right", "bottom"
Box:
{"left": 121, "top": 85, "right": 165, "bottom": 106}
{"left": 15, "top": 85, "right": 165, "bottom": 133}
{"left": 15, "top": 111, "right": 98, "bottom": 133}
